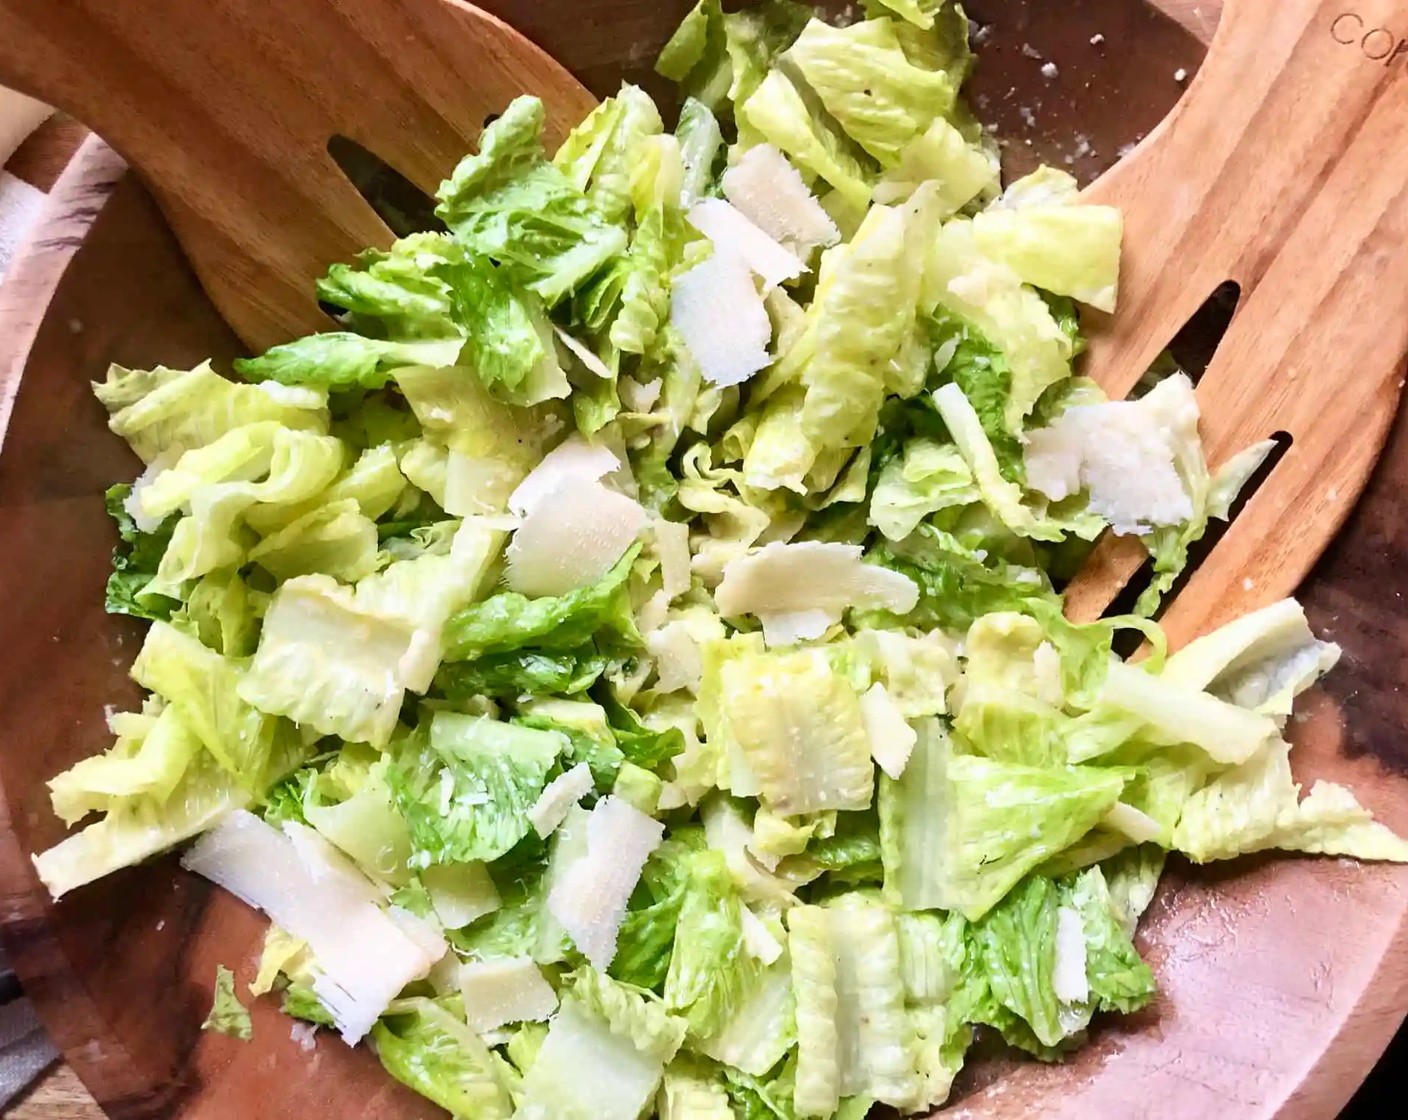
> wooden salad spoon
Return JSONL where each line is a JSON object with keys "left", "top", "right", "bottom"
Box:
{"left": 1065, "top": 0, "right": 1408, "bottom": 643}
{"left": 0, "top": 0, "right": 595, "bottom": 352}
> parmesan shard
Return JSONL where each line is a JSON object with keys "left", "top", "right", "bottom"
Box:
{"left": 714, "top": 542, "right": 919, "bottom": 645}
{"left": 182, "top": 811, "right": 438, "bottom": 1044}
{"left": 687, "top": 198, "right": 806, "bottom": 291}
{"left": 1103, "top": 801, "right": 1165, "bottom": 844}
{"left": 653, "top": 518, "right": 693, "bottom": 600}
{"left": 671, "top": 249, "right": 773, "bottom": 388}
{"left": 1053, "top": 906, "right": 1090, "bottom": 1004}
{"left": 859, "top": 683, "right": 918, "bottom": 780}
{"left": 509, "top": 435, "right": 620, "bottom": 518}
{"left": 505, "top": 476, "right": 648, "bottom": 597}
{"left": 1024, "top": 373, "right": 1199, "bottom": 535}
{"left": 530, "top": 762, "right": 597, "bottom": 839}
{"left": 459, "top": 956, "right": 559, "bottom": 1032}
{"left": 554, "top": 326, "right": 614, "bottom": 380}
{"left": 547, "top": 796, "right": 665, "bottom": 970}
{"left": 722, "top": 144, "right": 841, "bottom": 255}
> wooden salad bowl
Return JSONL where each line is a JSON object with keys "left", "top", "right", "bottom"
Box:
{"left": 0, "top": 2, "right": 1403, "bottom": 1117}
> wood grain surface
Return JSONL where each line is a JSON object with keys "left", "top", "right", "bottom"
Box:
{"left": 0, "top": 0, "right": 595, "bottom": 352}
{"left": 6, "top": 2, "right": 1408, "bottom": 1120}
{"left": 1065, "top": 0, "right": 1408, "bottom": 647}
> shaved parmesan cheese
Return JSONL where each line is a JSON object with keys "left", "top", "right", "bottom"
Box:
{"left": 722, "top": 144, "right": 840, "bottom": 254}
{"left": 124, "top": 452, "right": 178, "bottom": 533}
{"left": 714, "top": 542, "right": 919, "bottom": 645}
{"left": 1032, "top": 641, "right": 1065, "bottom": 707}
{"left": 510, "top": 435, "right": 620, "bottom": 518}
{"left": 740, "top": 907, "right": 785, "bottom": 965}
{"left": 547, "top": 796, "right": 665, "bottom": 970}
{"left": 859, "top": 683, "right": 917, "bottom": 780}
{"left": 505, "top": 476, "right": 648, "bottom": 597}
{"left": 530, "top": 763, "right": 596, "bottom": 839}
{"left": 554, "top": 326, "right": 614, "bottom": 380}
{"left": 1103, "top": 801, "right": 1165, "bottom": 844}
{"left": 646, "top": 622, "right": 706, "bottom": 693}
{"left": 653, "top": 518, "right": 693, "bottom": 600}
{"left": 1053, "top": 906, "right": 1089, "bottom": 1004}
{"left": 459, "top": 956, "right": 559, "bottom": 1032}
{"left": 620, "top": 376, "right": 662, "bottom": 413}
{"left": 753, "top": 609, "right": 835, "bottom": 647}
{"left": 672, "top": 250, "right": 773, "bottom": 387}
{"left": 422, "top": 861, "right": 500, "bottom": 929}
{"left": 687, "top": 198, "right": 806, "bottom": 291}
{"left": 182, "top": 811, "right": 438, "bottom": 1043}
{"left": 388, "top": 904, "right": 450, "bottom": 960}
{"left": 1025, "top": 373, "right": 1199, "bottom": 535}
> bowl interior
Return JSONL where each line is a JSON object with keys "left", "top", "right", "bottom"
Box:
{"left": 0, "top": 3, "right": 1405, "bottom": 1118}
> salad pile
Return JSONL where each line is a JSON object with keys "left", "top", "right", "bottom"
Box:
{"left": 34, "top": 2, "right": 1408, "bottom": 1117}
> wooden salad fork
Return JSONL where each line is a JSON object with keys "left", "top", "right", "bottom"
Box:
{"left": 1066, "top": 0, "right": 1408, "bottom": 643}
{"left": 0, "top": 0, "right": 594, "bottom": 352}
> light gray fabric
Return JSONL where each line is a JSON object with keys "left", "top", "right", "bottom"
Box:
{"left": 0, "top": 947, "right": 58, "bottom": 1109}
{"left": 0, "top": 168, "right": 46, "bottom": 279}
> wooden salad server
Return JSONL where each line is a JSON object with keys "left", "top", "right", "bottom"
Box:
{"left": 0, "top": 0, "right": 595, "bottom": 352}
{"left": 1065, "top": 0, "right": 1408, "bottom": 643}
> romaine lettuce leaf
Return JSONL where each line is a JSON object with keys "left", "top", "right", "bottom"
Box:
{"left": 102, "top": 482, "right": 180, "bottom": 622}
{"left": 972, "top": 204, "right": 1123, "bottom": 312}
{"left": 316, "top": 232, "right": 459, "bottom": 339}
{"left": 720, "top": 646, "right": 875, "bottom": 816}
{"left": 924, "top": 220, "right": 1076, "bottom": 434}
{"left": 33, "top": 751, "right": 248, "bottom": 899}
{"left": 789, "top": 901, "right": 917, "bottom": 1114}
{"left": 442, "top": 545, "right": 640, "bottom": 661}
{"left": 786, "top": 17, "right": 957, "bottom": 166}
{"left": 516, "top": 972, "right": 685, "bottom": 1120}
{"left": 48, "top": 702, "right": 203, "bottom": 827}
{"left": 664, "top": 851, "right": 763, "bottom": 1037}
{"left": 1173, "top": 741, "right": 1408, "bottom": 864}
{"left": 95, "top": 361, "right": 328, "bottom": 464}
{"left": 238, "top": 576, "right": 415, "bottom": 749}
{"left": 390, "top": 713, "right": 564, "bottom": 868}
{"left": 436, "top": 96, "right": 628, "bottom": 306}
{"left": 868, "top": 438, "right": 978, "bottom": 541}
{"left": 738, "top": 70, "right": 875, "bottom": 210}
{"left": 371, "top": 997, "right": 516, "bottom": 1118}
{"left": 234, "top": 333, "right": 464, "bottom": 390}
{"left": 879, "top": 720, "right": 1127, "bottom": 918}
{"left": 202, "top": 963, "right": 253, "bottom": 1040}
{"left": 134, "top": 620, "right": 282, "bottom": 785}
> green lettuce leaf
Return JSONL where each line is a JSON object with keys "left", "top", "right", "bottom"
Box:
{"left": 238, "top": 575, "right": 415, "bottom": 749}
{"left": 437, "top": 646, "right": 609, "bottom": 701}
{"left": 436, "top": 96, "right": 628, "bottom": 306}
{"left": 1172, "top": 741, "right": 1408, "bottom": 864}
{"left": 442, "top": 545, "right": 641, "bottom": 661}
{"left": 738, "top": 70, "right": 875, "bottom": 210}
{"left": 516, "top": 971, "right": 686, "bottom": 1120}
{"left": 102, "top": 483, "right": 180, "bottom": 621}
{"left": 95, "top": 360, "right": 328, "bottom": 464}
{"left": 371, "top": 997, "right": 516, "bottom": 1118}
{"left": 316, "top": 231, "right": 459, "bottom": 339}
{"left": 390, "top": 713, "right": 564, "bottom": 868}
{"left": 664, "top": 851, "right": 762, "bottom": 1037}
{"left": 202, "top": 964, "right": 253, "bottom": 1041}
{"left": 233, "top": 333, "right": 464, "bottom": 390}
{"left": 789, "top": 901, "right": 918, "bottom": 1114}
{"left": 879, "top": 719, "right": 1127, "bottom": 919}
{"left": 48, "top": 702, "right": 203, "bottom": 827}
{"left": 786, "top": 16, "right": 957, "bottom": 166}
